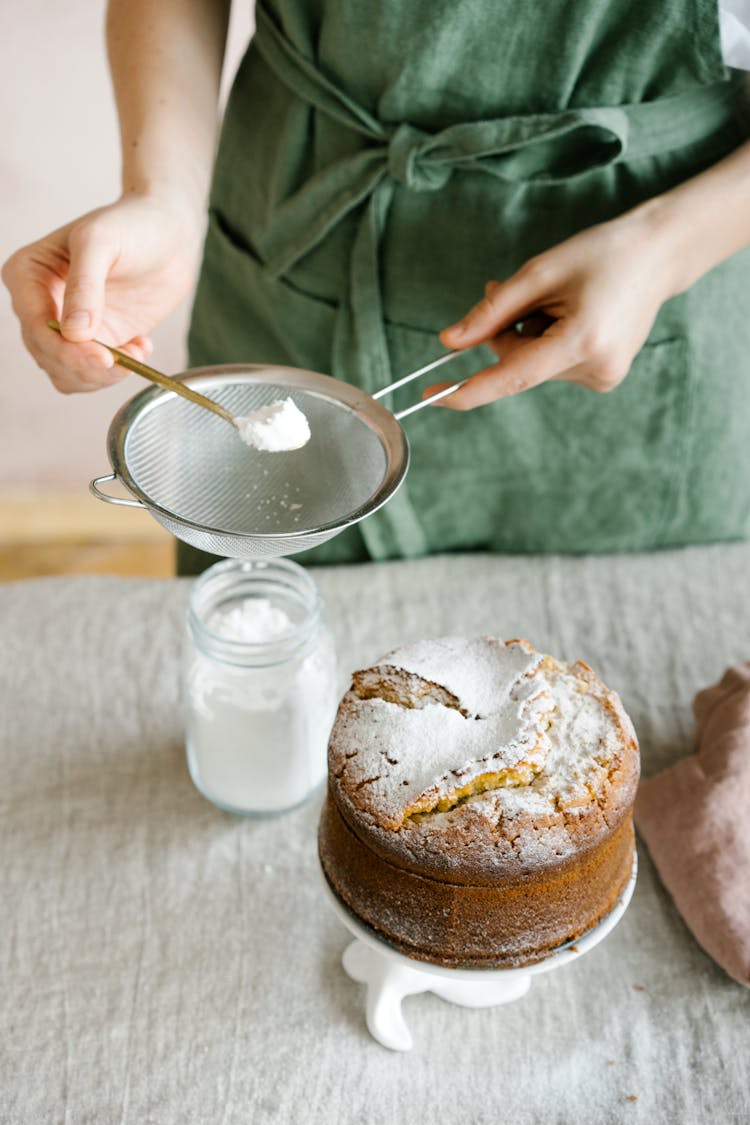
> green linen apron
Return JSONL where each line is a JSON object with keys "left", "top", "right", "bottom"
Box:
{"left": 182, "top": 0, "right": 750, "bottom": 574}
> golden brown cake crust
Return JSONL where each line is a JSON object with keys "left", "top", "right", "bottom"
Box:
{"left": 319, "top": 636, "right": 640, "bottom": 968}
{"left": 319, "top": 793, "right": 635, "bottom": 968}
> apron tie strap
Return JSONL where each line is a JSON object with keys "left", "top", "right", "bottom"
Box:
{"left": 251, "top": 0, "right": 738, "bottom": 558}
{"left": 255, "top": 1, "right": 737, "bottom": 302}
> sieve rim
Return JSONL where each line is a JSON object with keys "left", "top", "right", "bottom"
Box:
{"left": 105, "top": 363, "right": 410, "bottom": 541}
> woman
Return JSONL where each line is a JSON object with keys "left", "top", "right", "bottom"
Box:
{"left": 4, "top": 0, "right": 750, "bottom": 571}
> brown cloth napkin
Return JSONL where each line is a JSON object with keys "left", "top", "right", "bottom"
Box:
{"left": 635, "top": 663, "right": 750, "bottom": 987}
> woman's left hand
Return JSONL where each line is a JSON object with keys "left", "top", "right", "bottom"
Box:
{"left": 431, "top": 206, "right": 678, "bottom": 409}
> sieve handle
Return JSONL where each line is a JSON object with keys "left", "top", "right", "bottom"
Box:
{"left": 393, "top": 380, "right": 468, "bottom": 420}
{"left": 90, "top": 473, "right": 145, "bottom": 508}
{"left": 372, "top": 349, "right": 464, "bottom": 401}
{"left": 372, "top": 350, "right": 468, "bottom": 421}
{"left": 381, "top": 319, "right": 553, "bottom": 420}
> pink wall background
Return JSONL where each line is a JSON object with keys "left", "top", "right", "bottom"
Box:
{"left": 0, "top": 1, "right": 251, "bottom": 491}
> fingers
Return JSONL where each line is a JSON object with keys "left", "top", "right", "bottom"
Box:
{"left": 28, "top": 329, "right": 154, "bottom": 394}
{"left": 420, "top": 379, "right": 463, "bottom": 405}
{"left": 485, "top": 326, "right": 529, "bottom": 363}
{"left": 425, "top": 324, "right": 578, "bottom": 410}
{"left": 132, "top": 335, "right": 153, "bottom": 359}
{"left": 60, "top": 221, "right": 119, "bottom": 341}
{"left": 424, "top": 342, "right": 628, "bottom": 410}
{"left": 24, "top": 320, "right": 124, "bottom": 394}
{"left": 114, "top": 336, "right": 154, "bottom": 362}
{"left": 3, "top": 230, "right": 151, "bottom": 393}
{"left": 3, "top": 246, "right": 112, "bottom": 391}
{"left": 29, "top": 346, "right": 122, "bottom": 394}
{"left": 440, "top": 261, "right": 554, "bottom": 349}
{"left": 10, "top": 281, "right": 118, "bottom": 394}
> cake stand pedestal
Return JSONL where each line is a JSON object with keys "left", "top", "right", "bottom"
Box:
{"left": 321, "top": 854, "right": 637, "bottom": 1051}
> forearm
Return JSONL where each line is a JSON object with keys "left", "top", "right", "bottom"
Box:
{"left": 634, "top": 139, "right": 750, "bottom": 296}
{"left": 106, "top": 0, "right": 231, "bottom": 224}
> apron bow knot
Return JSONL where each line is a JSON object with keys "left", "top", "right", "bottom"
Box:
{"left": 387, "top": 123, "right": 452, "bottom": 192}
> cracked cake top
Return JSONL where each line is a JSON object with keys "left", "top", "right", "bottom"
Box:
{"left": 328, "top": 636, "right": 639, "bottom": 876}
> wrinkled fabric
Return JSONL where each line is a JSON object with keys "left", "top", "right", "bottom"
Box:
{"left": 636, "top": 663, "right": 750, "bottom": 987}
{"left": 184, "top": 0, "right": 750, "bottom": 574}
{"left": 3, "top": 546, "right": 750, "bottom": 1123}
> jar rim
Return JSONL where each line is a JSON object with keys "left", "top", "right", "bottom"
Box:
{"left": 187, "top": 557, "right": 322, "bottom": 664}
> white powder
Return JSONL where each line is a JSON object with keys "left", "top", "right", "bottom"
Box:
{"left": 333, "top": 636, "right": 630, "bottom": 827}
{"left": 185, "top": 597, "right": 337, "bottom": 813}
{"left": 373, "top": 636, "right": 542, "bottom": 719}
{"left": 209, "top": 598, "right": 294, "bottom": 644}
{"left": 235, "top": 398, "right": 311, "bottom": 452}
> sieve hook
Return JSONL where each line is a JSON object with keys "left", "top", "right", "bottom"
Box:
{"left": 371, "top": 350, "right": 469, "bottom": 420}
{"left": 90, "top": 473, "right": 146, "bottom": 508}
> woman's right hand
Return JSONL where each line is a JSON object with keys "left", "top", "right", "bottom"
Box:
{"left": 2, "top": 191, "right": 202, "bottom": 393}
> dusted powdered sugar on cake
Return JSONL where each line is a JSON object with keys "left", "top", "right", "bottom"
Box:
{"left": 332, "top": 637, "right": 557, "bottom": 830}
{"left": 330, "top": 636, "right": 637, "bottom": 838}
{"left": 397, "top": 660, "right": 638, "bottom": 870}
{"left": 375, "top": 635, "right": 542, "bottom": 719}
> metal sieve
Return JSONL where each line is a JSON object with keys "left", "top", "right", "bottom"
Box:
{"left": 90, "top": 356, "right": 464, "bottom": 559}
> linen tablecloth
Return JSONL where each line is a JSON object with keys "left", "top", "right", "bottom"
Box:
{"left": 1, "top": 547, "right": 749, "bottom": 1124}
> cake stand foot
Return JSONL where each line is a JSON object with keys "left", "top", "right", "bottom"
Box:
{"left": 342, "top": 939, "right": 532, "bottom": 1051}
{"left": 342, "top": 939, "right": 424, "bottom": 1050}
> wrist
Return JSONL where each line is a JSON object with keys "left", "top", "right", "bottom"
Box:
{"left": 120, "top": 140, "right": 211, "bottom": 222}
{"left": 119, "top": 179, "right": 206, "bottom": 236}
{"left": 625, "top": 140, "right": 750, "bottom": 299}
{"left": 624, "top": 195, "right": 698, "bottom": 301}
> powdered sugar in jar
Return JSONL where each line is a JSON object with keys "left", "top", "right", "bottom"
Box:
{"left": 184, "top": 558, "right": 337, "bottom": 816}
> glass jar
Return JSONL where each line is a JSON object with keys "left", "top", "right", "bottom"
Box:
{"left": 183, "top": 557, "right": 337, "bottom": 816}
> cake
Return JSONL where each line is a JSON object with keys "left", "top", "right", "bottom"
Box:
{"left": 318, "top": 636, "right": 639, "bottom": 969}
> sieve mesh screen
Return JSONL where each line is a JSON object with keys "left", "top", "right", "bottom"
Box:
{"left": 107, "top": 367, "right": 407, "bottom": 559}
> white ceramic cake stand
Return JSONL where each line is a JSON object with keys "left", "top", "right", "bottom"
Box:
{"left": 321, "top": 853, "right": 637, "bottom": 1051}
